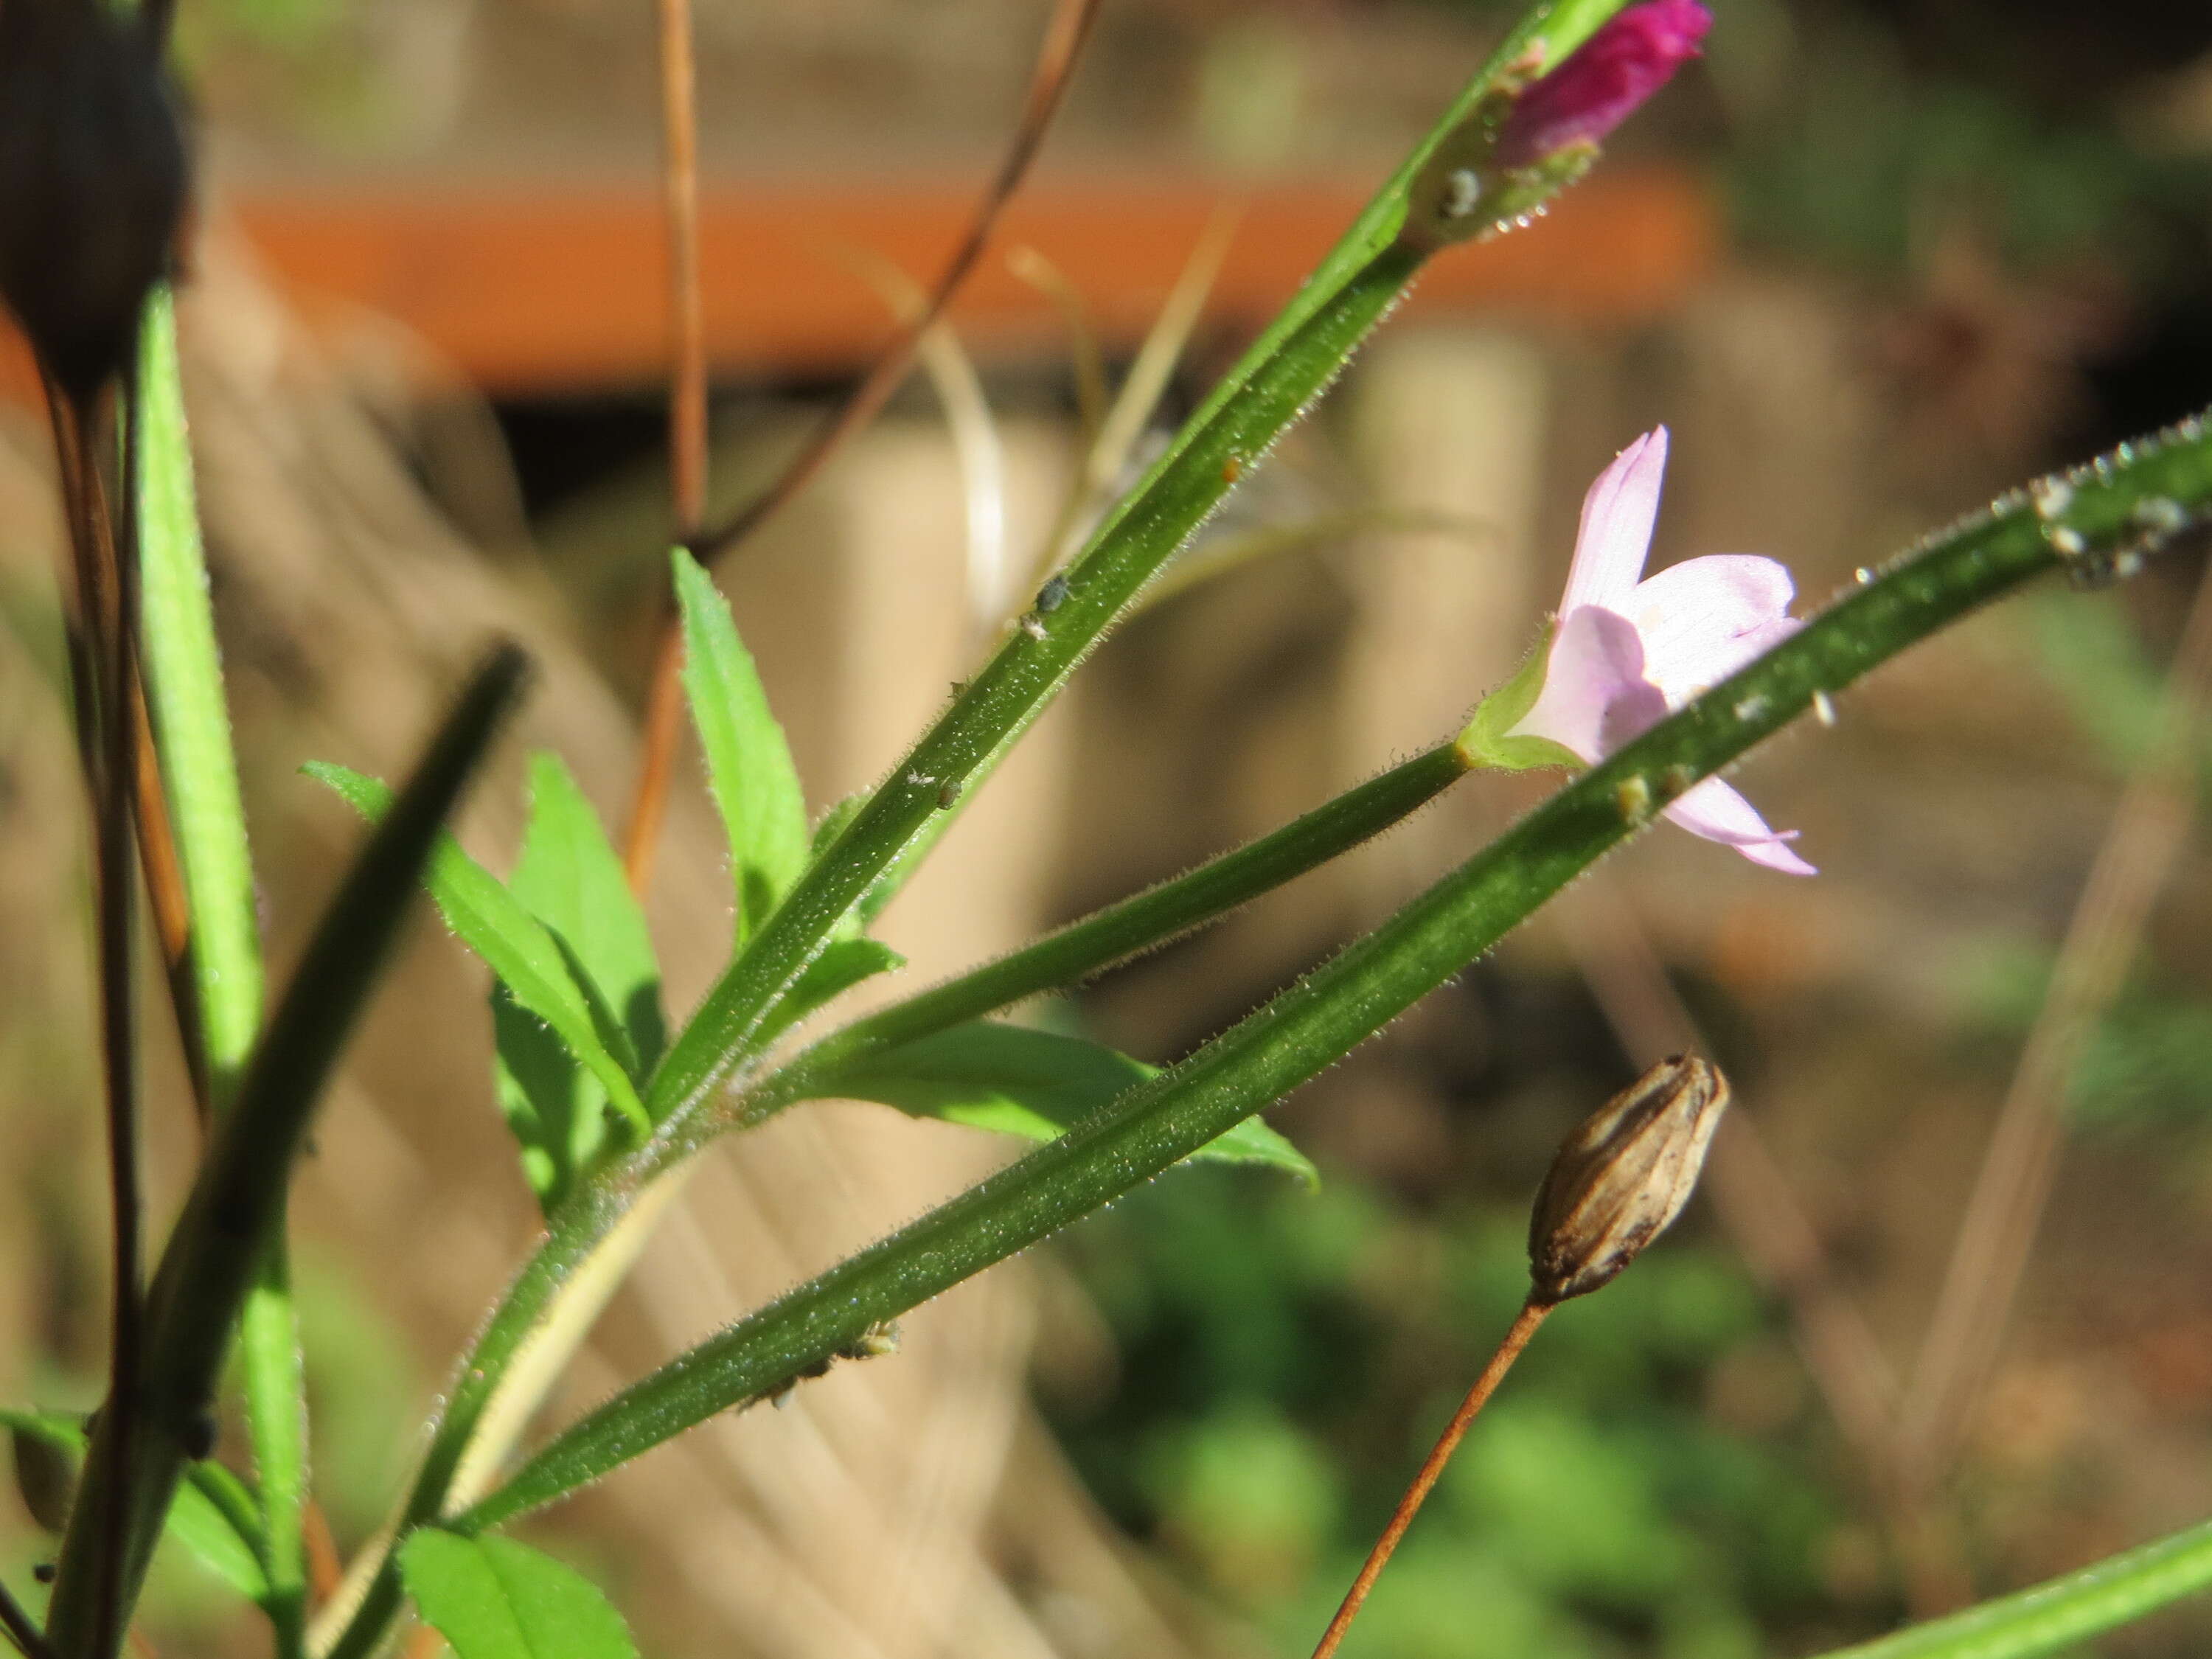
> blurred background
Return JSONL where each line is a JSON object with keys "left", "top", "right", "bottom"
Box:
{"left": 5, "top": 0, "right": 2212, "bottom": 1655}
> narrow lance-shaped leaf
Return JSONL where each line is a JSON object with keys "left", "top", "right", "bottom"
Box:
{"left": 453, "top": 416, "right": 2212, "bottom": 1531}
{"left": 509, "top": 753, "right": 667, "bottom": 1070}
{"left": 671, "top": 548, "right": 810, "bottom": 942}
{"left": 136, "top": 289, "right": 307, "bottom": 1657}
{"left": 810, "top": 1020, "right": 1315, "bottom": 1185}
{"left": 136, "top": 286, "right": 262, "bottom": 1089}
{"left": 42, "top": 646, "right": 530, "bottom": 1659}
{"left": 493, "top": 754, "right": 669, "bottom": 1208}
{"left": 400, "top": 1532, "right": 636, "bottom": 1659}
{"left": 307, "top": 762, "right": 650, "bottom": 1145}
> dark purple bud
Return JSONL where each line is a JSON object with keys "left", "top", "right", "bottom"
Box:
{"left": 1495, "top": 0, "right": 1712, "bottom": 170}
{"left": 0, "top": 0, "right": 189, "bottom": 398}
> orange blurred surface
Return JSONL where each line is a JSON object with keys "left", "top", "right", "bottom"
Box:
{"left": 0, "top": 169, "right": 1713, "bottom": 399}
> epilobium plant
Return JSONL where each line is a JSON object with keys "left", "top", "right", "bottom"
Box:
{"left": 7, "top": 1, "right": 2212, "bottom": 1658}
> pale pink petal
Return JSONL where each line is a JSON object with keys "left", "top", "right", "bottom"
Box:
{"left": 1508, "top": 605, "right": 1658, "bottom": 763}
{"left": 1663, "top": 776, "right": 1817, "bottom": 874}
{"left": 1559, "top": 428, "right": 1668, "bottom": 616}
{"left": 1625, "top": 554, "right": 1796, "bottom": 697}
{"left": 1643, "top": 614, "right": 1802, "bottom": 709}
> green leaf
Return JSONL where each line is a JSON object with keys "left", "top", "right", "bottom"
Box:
{"left": 752, "top": 937, "right": 905, "bottom": 1051}
{"left": 1457, "top": 627, "right": 1582, "bottom": 773}
{"left": 509, "top": 754, "right": 667, "bottom": 1072}
{"left": 400, "top": 1532, "right": 636, "bottom": 1659}
{"left": 1809, "top": 1514, "right": 2212, "bottom": 1659}
{"left": 137, "top": 289, "right": 310, "bottom": 1655}
{"left": 671, "top": 548, "right": 810, "bottom": 942}
{"left": 1, "top": 1410, "right": 269, "bottom": 1605}
{"left": 808, "top": 1021, "right": 1318, "bottom": 1185}
{"left": 306, "top": 762, "right": 651, "bottom": 1150}
{"left": 44, "top": 649, "right": 529, "bottom": 1659}
{"left": 490, "top": 755, "right": 669, "bottom": 1208}
{"left": 136, "top": 285, "right": 265, "bottom": 1092}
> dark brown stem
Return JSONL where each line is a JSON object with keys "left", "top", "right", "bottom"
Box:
{"left": 1309, "top": 1298, "right": 1551, "bottom": 1659}
{"left": 46, "top": 369, "right": 148, "bottom": 1659}
{"left": 0, "top": 1579, "right": 55, "bottom": 1659}
{"left": 92, "top": 371, "right": 146, "bottom": 1659}
{"left": 51, "top": 372, "right": 209, "bottom": 1128}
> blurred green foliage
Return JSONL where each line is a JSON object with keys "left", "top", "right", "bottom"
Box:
{"left": 1051, "top": 1172, "right": 1856, "bottom": 1658}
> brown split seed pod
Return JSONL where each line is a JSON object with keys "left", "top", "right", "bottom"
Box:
{"left": 1527, "top": 1054, "right": 1729, "bottom": 1306}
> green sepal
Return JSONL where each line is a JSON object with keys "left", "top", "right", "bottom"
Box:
{"left": 1457, "top": 627, "right": 1583, "bottom": 772}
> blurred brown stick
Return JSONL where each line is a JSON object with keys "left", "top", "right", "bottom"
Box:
{"left": 1554, "top": 872, "right": 1981, "bottom": 1612}
{"left": 1899, "top": 555, "right": 2212, "bottom": 1484}
{"left": 1553, "top": 874, "right": 1899, "bottom": 1461}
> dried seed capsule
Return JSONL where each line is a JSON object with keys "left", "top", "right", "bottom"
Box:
{"left": 0, "top": 0, "right": 189, "bottom": 397}
{"left": 1526, "top": 1054, "right": 1728, "bottom": 1305}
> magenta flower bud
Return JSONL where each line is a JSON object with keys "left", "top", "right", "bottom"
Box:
{"left": 1495, "top": 0, "right": 1712, "bottom": 170}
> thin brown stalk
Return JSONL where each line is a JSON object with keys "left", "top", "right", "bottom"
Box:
{"left": 625, "top": 0, "right": 1103, "bottom": 890}
{"left": 1551, "top": 874, "right": 1978, "bottom": 1613}
{"left": 658, "top": 0, "right": 706, "bottom": 541}
{"left": 302, "top": 1502, "right": 343, "bottom": 1605}
{"left": 622, "top": 0, "right": 709, "bottom": 895}
{"left": 46, "top": 371, "right": 148, "bottom": 1659}
{"left": 45, "top": 385, "right": 111, "bottom": 804}
{"left": 95, "top": 378, "right": 146, "bottom": 1659}
{"left": 131, "top": 680, "right": 208, "bottom": 1124}
{"left": 1899, "top": 555, "right": 2212, "bottom": 1484}
{"left": 1309, "top": 1300, "right": 1549, "bottom": 1659}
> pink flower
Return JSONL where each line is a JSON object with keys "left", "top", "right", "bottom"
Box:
{"left": 1508, "top": 427, "right": 1816, "bottom": 875}
{"left": 1496, "top": 0, "right": 1714, "bottom": 170}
